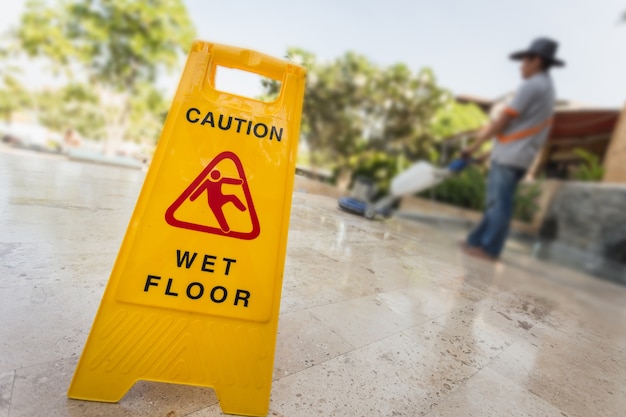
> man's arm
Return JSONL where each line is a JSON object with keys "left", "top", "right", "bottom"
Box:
{"left": 465, "top": 77, "right": 541, "bottom": 157}
{"left": 463, "top": 111, "right": 514, "bottom": 157}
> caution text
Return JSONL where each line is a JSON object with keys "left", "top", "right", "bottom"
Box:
{"left": 186, "top": 107, "right": 283, "bottom": 142}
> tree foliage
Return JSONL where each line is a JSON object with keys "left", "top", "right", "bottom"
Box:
{"left": 17, "top": 0, "right": 195, "bottom": 90}
{"left": 366, "top": 65, "right": 445, "bottom": 161}
{"left": 431, "top": 101, "right": 487, "bottom": 140}
{"left": 0, "top": 46, "right": 31, "bottom": 122}
{"left": 7, "top": 0, "right": 195, "bottom": 147}
{"left": 34, "top": 84, "right": 106, "bottom": 139}
{"left": 0, "top": 73, "right": 31, "bottom": 122}
{"left": 264, "top": 48, "right": 487, "bottom": 190}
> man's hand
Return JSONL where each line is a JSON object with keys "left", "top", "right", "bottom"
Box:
{"left": 461, "top": 145, "right": 477, "bottom": 159}
{"left": 461, "top": 133, "right": 482, "bottom": 158}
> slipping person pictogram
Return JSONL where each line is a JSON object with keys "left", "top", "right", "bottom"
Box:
{"left": 190, "top": 169, "right": 245, "bottom": 233}
{"left": 165, "top": 151, "right": 261, "bottom": 240}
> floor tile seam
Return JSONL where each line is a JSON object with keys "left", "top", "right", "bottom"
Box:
{"left": 481, "top": 356, "right": 577, "bottom": 417}
{"left": 433, "top": 284, "right": 492, "bottom": 303}
{"left": 399, "top": 301, "right": 512, "bottom": 363}
{"left": 180, "top": 402, "right": 222, "bottom": 417}
{"left": 399, "top": 309, "right": 484, "bottom": 347}
{"left": 419, "top": 364, "right": 486, "bottom": 417}
{"left": 480, "top": 337, "right": 528, "bottom": 378}
{"left": 304, "top": 307, "right": 358, "bottom": 352}
{"left": 279, "top": 297, "right": 356, "bottom": 313}
{"left": 426, "top": 319, "right": 506, "bottom": 365}
{"left": 376, "top": 277, "right": 469, "bottom": 297}
{"left": 296, "top": 281, "right": 450, "bottom": 320}
{"left": 434, "top": 300, "right": 536, "bottom": 344}
{"left": 567, "top": 294, "right": 626, "bottom": 318}
{"left": 4, "top": 369, "right": 16, "bottom": 417}
{"left": 3, "top": 356, "right": 76, "bottom": 377}
{"left": 411, "top": 298, "right": 482, "bottom": 328}
{"left": 420, "top": 360, "right": 572, "bottom": 417}
{"left": 374, "top": 282, "right": 442, "bottom": 296}
{"left": 507, "top": 257, "right": 626, "bottom": 295}
{"left": 275, "top": 310, "right": 434, "bottom": 381}
{"left": 287, "top": 288, "right": 395, "bottom": 312}
{"left": 265, "top": 410, "right": 287, "bottom": 417}
{"left": 486, "top": 303, "right": 612, "bottom": 343}
{"left": 485, "top": 330, "right": 620, "bottom": 378}
{"left": 0, "top": 366, "right": 17, "bottom": 377}
{"left": 339, "top": 312, "right": 449, "bottom": 354}
{"left": 522, "top": 385, "right": 579, "bottom": 417}
{"left": 478, "top": 327, "right": 526, "bottom": 368}
{"left": 412, "top": 324, "right": 493, "bottom": 417}
{"left": 271, "top": 324, "right": 434, "bottom": 384}
{"left": 0, "top": 279, "right": 107, "bottom": 290}
{"left": 534, "top": 319, "right": 626, "bottom": 349}
{"left": 271, "top": 347, "right": 353, "bottom": 383}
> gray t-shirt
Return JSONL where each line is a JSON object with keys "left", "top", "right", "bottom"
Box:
{"left": 491, "top": 72, "right": 555, "bottom": 169}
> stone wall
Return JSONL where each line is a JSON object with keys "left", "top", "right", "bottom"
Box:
{"left": 541, "top": 182, "right": 626, "bottom": 283}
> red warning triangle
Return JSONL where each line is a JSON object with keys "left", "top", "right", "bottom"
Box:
{"left": 165, "top": 151, "right": 260, "bottom": 240}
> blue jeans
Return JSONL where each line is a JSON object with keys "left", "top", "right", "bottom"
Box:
{"left": 467, "top": 161, "right": 526, "bottom": 258}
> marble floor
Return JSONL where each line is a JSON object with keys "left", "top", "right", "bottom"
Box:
{"left": 1, "top": 148, "right": 625, "bottom": 417}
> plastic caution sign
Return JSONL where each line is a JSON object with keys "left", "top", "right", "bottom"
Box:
{"left": 68, "top": 42, "right": 306, "bottom": 416}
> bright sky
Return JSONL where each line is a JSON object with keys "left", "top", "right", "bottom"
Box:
{"left": 2, "top": 0, "right": 625, "bottom": 107}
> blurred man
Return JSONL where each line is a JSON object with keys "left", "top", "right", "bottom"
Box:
{"left": 462, "top": 38, "right": 565, "bottom": 260}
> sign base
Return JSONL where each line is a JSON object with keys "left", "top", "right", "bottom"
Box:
{"left": 68, "top": 302, "right": 277, "bottom": 416}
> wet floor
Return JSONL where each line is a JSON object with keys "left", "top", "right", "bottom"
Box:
{"left": 1, "top": 147, "right": 625, "bottom": 417}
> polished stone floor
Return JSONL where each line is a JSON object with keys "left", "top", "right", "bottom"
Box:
{"left": 1, "top": 147, "right": 625, "bottom": 417}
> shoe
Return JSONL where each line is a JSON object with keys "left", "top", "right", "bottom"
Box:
{"left": 460, "top": 243, "right": 497, "bottom": 262}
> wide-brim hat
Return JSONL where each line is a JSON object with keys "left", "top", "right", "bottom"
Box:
{"left": 510, "top": 37, "right": 565, "bottom": 67}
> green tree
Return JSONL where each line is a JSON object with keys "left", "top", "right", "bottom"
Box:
{"left": 350, "top": 64, "right": 450, "bottom": 193}
{"left": 367, "top": 65, "right": 446, "bottom": 162}
{"left": 265, "top": 48, "right": 451, "bottom": 189}
{"left": 264, "top": 48, "right": 377, "bottom": 187}
{"left": 0, "top": 73, "right": 31, "bottom": 123}
{"left": 14, "top": 0, "right": 195, "bottom": 149}
{"left": 0, "top": 46, "right": 32, "bottom": 122}
{"left": 430, "top": 100, "right": 489, "bottom": 162}
{"left": 306, "top": 51, "right": 376, "bottom": 169}
{"left": 430, "top": 101, "right": 487, "bottom": 141}
{"left": 126, "top": 82, "right": 169, "bottom": 143}
{"left": 34, "top": 83, "right": 106, "bottom": 139}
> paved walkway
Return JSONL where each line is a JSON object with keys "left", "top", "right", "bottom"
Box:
{"left": 1, "top": 148, "right": 625, "bottom": 417}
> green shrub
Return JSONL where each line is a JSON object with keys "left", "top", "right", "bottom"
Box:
{"left": 421, "top": 166, "right": 486, "bottom": 211}
{"left": 572, "top": 148, "right": 605, "bottom": 181}
{"left": 421, "top": 165, "right": 541, "bottom": 223}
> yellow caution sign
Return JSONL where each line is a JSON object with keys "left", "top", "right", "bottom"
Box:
{"left": 68, "top": 41, "right": 306, "bottom": 416}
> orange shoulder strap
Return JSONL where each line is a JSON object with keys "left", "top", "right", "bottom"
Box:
{"left": 497, "top": 117, "right": 553, "bottom": 144}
